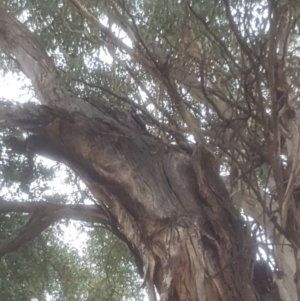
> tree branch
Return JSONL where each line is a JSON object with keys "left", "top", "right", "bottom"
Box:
{"left": 0, "top": 198, "right": 110, "bottom": 257}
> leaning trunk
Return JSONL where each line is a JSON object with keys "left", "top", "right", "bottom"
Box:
{"left": 3, "top": 103, "right": 260, "bottom": 301}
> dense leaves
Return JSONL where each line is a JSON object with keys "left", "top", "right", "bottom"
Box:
{"left": 0, "top": 224, "right": 144, "bottom": 301}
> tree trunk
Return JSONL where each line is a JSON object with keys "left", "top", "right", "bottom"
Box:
{"left": 2, "top": 102, "right": 260, "bottom": 301}
{"left": 0, "top": 9, "right": 280, "bottom": 301}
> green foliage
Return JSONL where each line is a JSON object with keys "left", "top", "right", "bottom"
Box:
{"left": 0, "top": 225, "right": 143, "bottom": 301}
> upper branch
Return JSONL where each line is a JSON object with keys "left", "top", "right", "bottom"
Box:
{"left": 0, "top": 9, "right": 95, "bottom": 116}
{"left": 69, "top": 0, "right": 207, "bottom": 146}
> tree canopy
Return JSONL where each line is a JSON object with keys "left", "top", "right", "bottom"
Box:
{"left": 1, "top": 0, "right": 300, "bottom": 301}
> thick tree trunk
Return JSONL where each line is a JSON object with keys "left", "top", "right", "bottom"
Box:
{"left": 1, "top": 102, "right": 262, "bottom": 301}
{"left": 0, "top": 9, "right": 280, "bottom": 301}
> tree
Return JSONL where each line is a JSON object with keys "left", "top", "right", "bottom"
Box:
{"left": 0, "top": 0, "right": 300, "bottom": 300}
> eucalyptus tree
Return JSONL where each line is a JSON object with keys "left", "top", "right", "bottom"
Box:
{"left": 1, "top": 0, "right": 300, "bottom": 300}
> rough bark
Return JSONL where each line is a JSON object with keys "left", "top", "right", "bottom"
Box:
{"left": 0, "top": 8, "right": 281, "bottom": 301}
